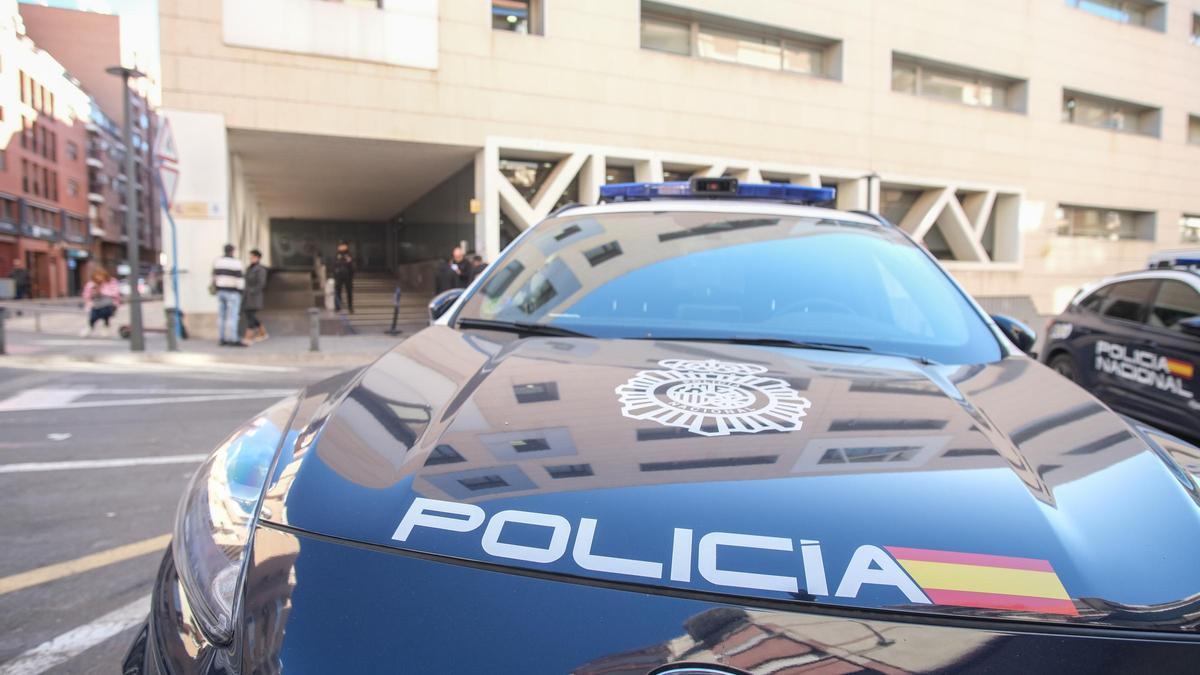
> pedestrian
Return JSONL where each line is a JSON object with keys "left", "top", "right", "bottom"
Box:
{"left": 243, "top": 248, "right": 269, "bottom": 343}
{"left": 468, "top": 254, "right": 487, "bottom": 283}
{"left": 10, "top": 258, "right": 30, "bottom": 299}
{"left": 79, "top": 268, "right": 120, "bottom": 337}
{"left": 332, "top": 241, "right": 355, "bottom": 314}
{"left": 211, "top": 243, "right": 247, "bottom": 347}
{"left": 435, "top": 246, "right": 470, "bottom": 294}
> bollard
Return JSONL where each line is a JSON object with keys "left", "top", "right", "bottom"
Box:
{"left": 34, "top": 310, "right": 41, "bottom": 333}
{"left": 165, "top": 308, "right": 179, "bottom": 352}
{"left": 308, "top": 307, "right": 320, "bottom": 352}
{"left": 0, "top": 307, "right": 6, "bottom": 355}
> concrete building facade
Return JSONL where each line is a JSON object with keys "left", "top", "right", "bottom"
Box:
{"left": 157, "top": 0, "right": 1200, "bottom": 322}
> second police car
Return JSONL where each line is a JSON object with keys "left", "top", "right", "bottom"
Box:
{"left": 127, "top": 180, "right": 1200, "bottom": 674}
{"left": 1041, "top": 253, "right": 1200, "bottom": 444}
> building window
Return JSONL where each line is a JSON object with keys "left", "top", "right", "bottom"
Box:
{"left": 1062, "top": 90, "right": 1160, "bottom": 137}
{"left": 1189, "top": 115, "right": 1200, "bottom": 145}
{"left": 640, "top": 4, "right": 839, "bottom": 78}
{"left": 604, "top": 165, "right": 636, "bottom": 184}
{"left": 892, "top": 54, "right": 1026, "bottom": 113}
{"left": 641, "top": 15, "right": 690, "bottom": 55}
{"left": 513, "top": 382, "right": 559, "bottom": 403}
{"left": 1064, "top": 0, "right": 1166, "bottom": 31}
{"left": 493, "top": 0, "right": 542, "bottom": 35}
{"left": 510, "top": 437, "right": 551, "bottom": 453}
{"left": 424, "top": 444, "right": 465, "bottom": 466}
{"left": 0, "top": 149, "right": 5, "bottom": 172}
{"left": 67, "top": 179, "right": 79, "bottom": 198}
{"left": 546, "top": 463, "right": 593, "bottom": 479}
{"left": 66, "top": 141, "right": 78, "bottom": 161}
{"left": 458, "top": 474, "right": 509, "bottom": 492}
{"left": 1182, "top": 215, "right": 1200, "bottom": 244}
{"left": 1055, "top": 205, "right": 1156, "bottom": 241}
{"left": 1192, "top": 13, "right": 1200, "bottom": 45}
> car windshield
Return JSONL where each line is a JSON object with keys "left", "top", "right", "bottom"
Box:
{"left": 456, "top": 210, "right": 1002, "bottom": 364}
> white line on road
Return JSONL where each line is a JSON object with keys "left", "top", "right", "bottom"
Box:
{"left": 0, "top": 454, "right": 207, "bottom": 474}
{"left": 0, "top": 388, "right": 295, "bottom": 413}
{"left": 0, "top": 594, "right": 150, "bottom": 675}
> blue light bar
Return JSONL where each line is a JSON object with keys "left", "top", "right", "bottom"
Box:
{"left": 599, "top": 179, "right": 836, "bottom": 205}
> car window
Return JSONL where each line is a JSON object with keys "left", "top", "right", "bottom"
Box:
{"left": 1148, "top": 280, "right": 1200, "bottom": 331}
{"left": 1077, "top": 286, "right": 1108, "bottom": 313}
{"left": 458, "top": 211, "right": 1002, "bottom": 364}
{"left": 1098, "top": 279, "right": 1156, "bottom": 323}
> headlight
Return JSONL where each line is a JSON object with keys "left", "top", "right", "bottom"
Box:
{"left": 173, "top": 394, "right": 301, "bottom": 643}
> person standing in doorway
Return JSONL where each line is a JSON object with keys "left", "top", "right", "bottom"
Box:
{"left": 79, "top": 268, "right": 120, "bottom": 337}
{"left": 435, "top": 246, "right": 469, "bottom": 294}
{"left": 212, "top": 244, "right": 247, "bottom": 346}
{"left": 243, "top": 248, "right": 269, "bottom": 343}
{"left": 333, "top": 241, "right": 355, "bottom": 314}
{"left": 10, "top": 258, "right": 30, "bottom": 299}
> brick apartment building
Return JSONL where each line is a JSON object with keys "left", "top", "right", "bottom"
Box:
{"left": 21, "top": 3, "right": 161, "bottom": 278}
{"left": 0, "top": 8, "right": 90, "bottom": 298}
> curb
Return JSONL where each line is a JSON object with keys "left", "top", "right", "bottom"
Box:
{"left": 0, "top": 350, "right": 381, "bottom": 370}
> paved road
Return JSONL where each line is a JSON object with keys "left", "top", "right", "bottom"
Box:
{"left": 0, "top": 360, "right": 352, "bottom": 673}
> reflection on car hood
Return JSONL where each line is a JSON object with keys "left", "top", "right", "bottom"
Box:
{"left": 260, "top": 326, "right": 1200, "bottom": 632}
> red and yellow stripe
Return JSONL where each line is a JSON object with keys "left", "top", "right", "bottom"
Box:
{"left": 886, "top": 546, "right": 1077, "bottom": 616}
{"left": 1166, "top": 358, "right": 1194, "bottom": 379}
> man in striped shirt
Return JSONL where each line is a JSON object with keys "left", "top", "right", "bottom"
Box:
{"left": 212, "top": 244, "right": 247, "bottom": 346}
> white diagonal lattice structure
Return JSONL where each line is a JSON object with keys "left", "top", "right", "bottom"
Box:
{"left": 474, "top": 137, "right": 1023, "bottom": 270}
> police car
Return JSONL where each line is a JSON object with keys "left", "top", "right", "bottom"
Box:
{"left": 1041, "top": 252, "right": 1200, "bottom": 443}
{"left": 127, "top": 181, "right": 1200, "bottom": 674}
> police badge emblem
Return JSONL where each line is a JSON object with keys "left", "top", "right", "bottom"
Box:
{"left": 615, "top": 359, "right": 811, "bottom": 437}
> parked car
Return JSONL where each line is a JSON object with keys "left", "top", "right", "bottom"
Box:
{"left": 128, "top": 180, "right": 1200, "bottom": 674}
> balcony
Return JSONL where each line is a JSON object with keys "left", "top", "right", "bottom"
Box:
{"left": 88, "top": 192, "right": 105, "bottom": 204}
{"left": 85, "top": 157, "right": 104, "bottom": 169}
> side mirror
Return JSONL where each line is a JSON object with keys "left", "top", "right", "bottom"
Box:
{"left": 1180, "top": 316, "right": 1200, "bottom": 338}
{"left": 428, "top": 288, "right": 464, "bottom": 324}
{"left": 992, "top": 314, "right": 1038, "bottom": 356}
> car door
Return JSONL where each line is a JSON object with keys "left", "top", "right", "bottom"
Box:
{"left": 1143, "top": 279, "right": 1200, "bottom": 440}
{"left": 1084, "top": 279, "right": 1160, "bottom": 420}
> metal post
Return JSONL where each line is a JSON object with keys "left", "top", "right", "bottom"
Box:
{"left": 108, "top": 66, "right": 146, "bottom": 352}
{"left": 385, "top": 286, "right": 402, "bottom": 336}
{"left": 0, "top": 307, "right": 6, "bottom": 355}
{"left": 34, "top": 310, "right": 40, "bottom": 333}
{"left": 155, "top": 171, "right": 184, "bottom": 343}
{"left": 308, "top": 307, "right": 320, "bottom": 352}
{"left": 165, "top": 307, "right": 178, "bottom": 352}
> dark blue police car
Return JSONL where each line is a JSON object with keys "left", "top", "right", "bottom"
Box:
{"left": 1041, "top": 254, "right": 1200, "bottom": 443}
{"left": 127, "top": 182, "right": 1200, "bottom": 674}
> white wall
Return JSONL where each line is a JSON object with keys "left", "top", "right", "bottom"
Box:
{"left": 160, "top": 109, "right": 229, "bottom": 317}
{"left": 222, "top": 0, "right": 438, "bottom": 69}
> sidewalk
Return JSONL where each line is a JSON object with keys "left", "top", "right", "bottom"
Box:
{"left": 0, "top": 302, "right": 408, "bottom": 369}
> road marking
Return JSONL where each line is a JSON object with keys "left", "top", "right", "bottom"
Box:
{"left": 0, "top": 594, "right": 151, "bottom": 675}
{"left": 0, "top": 454, "right": 207, "bottom": 474}
{"left": 0, "top": 387, "right": 294, "bottom": 413}
{"left": 0, "top": 534, "right": 171, "bottom": 597}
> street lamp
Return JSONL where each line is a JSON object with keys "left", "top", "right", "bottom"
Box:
{"left": 105, "top": 65, "right": 147, "bottom": 351}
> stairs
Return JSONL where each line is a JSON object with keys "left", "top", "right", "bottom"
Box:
{"left": 337, "top": 273, "right": 432, "bottom": 335}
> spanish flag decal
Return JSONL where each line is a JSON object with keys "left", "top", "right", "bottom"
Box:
{"left": 886, "top": 547, "right": 1077, "bottom": 616}
{"left": 1165, "top": 358, "right": 1194, "bottom": 379}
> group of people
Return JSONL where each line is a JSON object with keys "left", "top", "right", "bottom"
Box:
{"left": 435, "top": 246, "right": 486, "bottom": 294}
{"left": 212, "top": 244, "right": 269, "bottom": 347}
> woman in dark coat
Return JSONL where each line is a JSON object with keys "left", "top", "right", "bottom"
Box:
{"left": 243, "top": 249, "right": 269, "bottom": 342}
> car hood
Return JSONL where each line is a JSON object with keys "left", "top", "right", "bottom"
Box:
{"left": 260, "top": 326, "right": 1200, "bottom": 632}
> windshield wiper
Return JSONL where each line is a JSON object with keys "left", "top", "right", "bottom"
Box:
{"left": 456, "top": 318, "right": 595, "bottom": 338}
{"left": 638, "top": 335, "right": 935, "bottom": 365}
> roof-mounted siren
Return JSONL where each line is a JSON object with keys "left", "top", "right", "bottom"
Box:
{"left": 1148, "top": 249, "right": 1200, "bottom": 271}
{"left": 599, "top": 177, "right": 836, "bottom": 205}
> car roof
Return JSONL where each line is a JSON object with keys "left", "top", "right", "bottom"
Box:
{"left": 1073, "top": 268, "right": 1200, "bottom": 302}
{"left": 552, "top": 199, "right": 884, "bottom": 226}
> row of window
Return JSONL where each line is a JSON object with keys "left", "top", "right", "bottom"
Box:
{"left": 1080, "top": 278, "right": 1200, "bottom": 333}
{"left": 18, "top": 70, "right": 55, "bottom": 118}
{"left": 21, "top": 117, "right": 57, "bottom": 162}
{"left": 21, "top": 159, "right": 58, "bottom": 201}
{"left": 1055, "top": 205, "right": 1200, "bottom": 244}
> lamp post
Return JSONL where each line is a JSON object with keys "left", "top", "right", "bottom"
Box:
{"left": 106, "top": 66, "right": 147, "bottom": 351}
